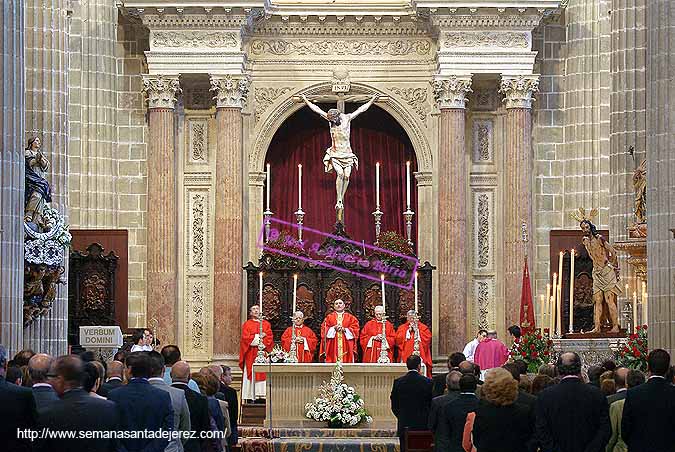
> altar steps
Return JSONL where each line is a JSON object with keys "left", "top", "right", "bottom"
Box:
{"left": 239, "top": 427, "right": 401, "bottom": 452}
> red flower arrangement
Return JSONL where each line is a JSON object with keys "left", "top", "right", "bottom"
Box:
{"left": 617, "top": 325, "right": 648, "bottom": 371}
{"left": 511, "top": 330, "right": 555, "bottom": 373}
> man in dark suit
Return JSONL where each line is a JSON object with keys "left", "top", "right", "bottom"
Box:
{"left": 607, "top": 367, "right": 629, "bottom": 405}
{"left": 171, "top": 361, "right": 212, "bottom": 452}
{"left": 622, "top": 349, "right": 675, "bottom": 452}
{"left": 391, "top": 354, "right": 433, "bottom": 452}
{"left": 98, "top": 360, "right": 124, "bottom": 397}
{"left": 28, "top": 353, "right": 58, "bottom": 412}
{"left": 428, "top": 371, "right": 461, "bottom": 451}
{"left": 502, "top": 362, "right": 537, "bottom": 412}
{"left": 36, "top": 354, "right": 120, "bottom": 452}
{"left": 535, "top": 352, "right": 610, "bottom": 452}
{"left": 0, "top": 345, "right": 37, "bottom": 452}
{"left": 432, "top": 352, "right": 465, "bottom": 397}
{"left": 219, "top": 365, "right": 239, "bottom": 447}
{"left": 107, "top": 351, "right": 174, "bottom": 452}
{"left": 444, "top": 374, "right": 479, "bottom": 452}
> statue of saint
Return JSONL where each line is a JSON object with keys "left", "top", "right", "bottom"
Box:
{"left": 24, "top": 137, "right": 52, "bottom": 231}
{"left": 632, "top": 159, "right": 647, "bottom": 224}
{"left": 580, "top": 219, "right": 622, "bottom": 333}
{"left": 302, "top": 94, "right": 377, "bottom": 216}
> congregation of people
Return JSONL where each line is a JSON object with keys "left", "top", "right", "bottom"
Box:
{"left": 391, "top": 327, "right": 675, "bottom": 452}
{"left": 0, "top": 342, "right": 238, "bottom": 452}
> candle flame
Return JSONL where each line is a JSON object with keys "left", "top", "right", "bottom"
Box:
{"left": 380, "top": 274, "right": 385, "bottom": 281}
{"left": 560, "top": 251, "right": 564, "bottom": 256}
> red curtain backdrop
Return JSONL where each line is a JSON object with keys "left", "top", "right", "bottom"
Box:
{"left": 266, "top": 104, "right": 418, "bottom": 249}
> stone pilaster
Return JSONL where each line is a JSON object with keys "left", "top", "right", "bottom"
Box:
{"left": 500, "top": 75, "right": 539, "bottom": 331}
{"left": 23, "top": 0, "right": 70, "bottom": 355}
{"left": 646, "top": 0, "right": 675, "bottom": 355}
{"left": 142, "top": 75, "right": 181, "bottom": 345}
{"left": 433, "top": 75, "right": 472, "bottom": 356}
{"left": 0, "top": 0, "right": 25, "bottom": 355}
{"left": 210, "top": 75, "right": 249, "bottom": 361}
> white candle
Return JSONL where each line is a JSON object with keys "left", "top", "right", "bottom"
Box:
{"left": 569, "top": 249, "right": 575, "bottom": 333}
{"left": 540, "top": 294, "right": 545, "bottom": 329}
{"left": 545, "top": 282, "right": 551, "bottom": 330}
{"left": 376, "top": 162, "right": 381, "bottom": 208}
{"left": 633, "top": 291, "right": 638, "bottom": 329}
{"left": 380, "top": 274, "right": 386, "bottom": 312}
{"left": 557, "top": 252, "right": 563, "bottom": 335}
{"left": 552, "top": 273, "right": 558, "bottom": 334}
{"left": 298, "top": 164, "right": 302, "bottom": 210}
{"left": 549, "top": 295, "right": 555, "bottom": 334}
{"left": 414, "top": 271, "right": 418, "bottom": 313}
{"left": 293, "top": 274, "right": 298, "bottom": 314}
{"left": 266, "top": 164, "right": 271, "bottom": 211}
{"left": 405, "top": 161, "right": 411, "bottom": 210}
{"left": 642, "top": 282, "right": 648, "bottom": 327}
{"left": 259, "top": 272, "right": 264, "bottom": 313}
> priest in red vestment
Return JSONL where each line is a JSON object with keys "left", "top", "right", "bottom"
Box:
{"left": 360, "top": 305, "right": 395, "bottom": 363}
{"left": 239, "top": 305, "right": 273, "bottom": 401}
{"left": 473, "top": 329, "right": 509, "bottom": 374}
{"left": 281, "top": 310, "right": 318, "bottom": 363}
{"left": 395, "top": 310, "right": 432, "bottom": 377}
{"left": 320, "top": 299, "right": 360, "bottom": 363}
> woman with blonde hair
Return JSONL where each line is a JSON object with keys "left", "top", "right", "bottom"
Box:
{"left": 463, "top": 368, "right": 532, "bottom": 452}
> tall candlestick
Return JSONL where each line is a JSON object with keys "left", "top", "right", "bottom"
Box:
{"left": 545, "top": 282, "right": 551, "bottom": 329}
{"left": 633, "top": 291, "right": 638, "bottom": 329}
{"left": 552, "top": 273, "right": 558, "bottom": 334}
{"left": 380, "top": 274, "right": 386, "bottom": 312}
{"left": 266, "top": 164, "right": 271, "bottom": 211}
{"left": 293, "top": 274, "right": 298, "bottom": 314}
{"left": 549, "top": 295, "right": 555, "bottom": 334}
{"left": 569, "top": 249, "right": 575, "bottom": 333}
{"left": 406, "top": 161, "right": 411, "bottom": 210}
{"left": 376, "top": 162, "right": 381, "bottom": 208}
{"left": 259, "top": 272, "right": 263, "bottom": 313}
{"left": 540, "top": 294, "right": 546, "bottom": 329}
{"left": 557, "top": 252, "right": 563, "bottom": 335}
{"left": 298, "top": 164, "right": 302, "bottom": 210}
{"left": 414, "top": 271, "right": 418, "bottom": 313}
{"left": 642, "top": 282, "right": 648, "bottom": 327}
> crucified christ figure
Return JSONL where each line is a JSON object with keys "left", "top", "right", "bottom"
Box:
{"left": 302, "top": 94, "right": 377, "bottom": 217}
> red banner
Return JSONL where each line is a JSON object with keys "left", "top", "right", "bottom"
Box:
{"left": 519, "top": 258, "right": 536, "bottom": 334}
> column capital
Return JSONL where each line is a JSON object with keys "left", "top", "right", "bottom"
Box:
{"left": 432, "top": 75, "right": 473, "bottom": 110}
{"left": 210, "top": 74, "right": 250, "bottom": 109}
{"left": 248, "top": 171, "right": 266, "bottom": 187}
{"left": 499, "top": 75, "right": 540, "bottom": 109}
{"left": 414, "top": 171, "right": 433, "bottom": 187}
{"left": 142, "top": 75, "right": 181, "bottom": 109}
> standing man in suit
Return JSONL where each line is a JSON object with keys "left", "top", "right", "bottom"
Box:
{"left": 98, "top": 360, "right": 124, "bottom": 397}
{"left": 36, "top": 355, "right": 120, "bottom": 452}
{"left": 607, "top": 370, "right": 645, "bottom": 452}
{"left": 219, "top": 365, "right": 239, "bottom": 448}
{"left": 28, "top": 353, "right": 58, "bottom": 412}
{"left": 391, "top": 354, "right": 433, "bottom": 452}
{"left": 148, "top": 351, "right": 191, "bottom": 452}
{"left": 535, "top": 352, "right": 610, "bottom": 452}
{"left": 107, "top": 352, "right": 174, "bottom": 452}
{"left": 622, "top": 349, "right": 675, "bottom": 452}
{"left": 431, "top": 352, "right": 465, "bottom": 398}
{"left": 502, "top": 362, "right": 537, "bottom": 413}
{"left": 428, "top": 371, "right": 462, "bottom": 451}
{"left": 607, "top": 367, "right": 629, "bottom": 405}
{"left": 444, "top": 374, "right": 479, "bottom": 452}
{"left": 171, "top": 361, "right": 211, "bottom": 452}
{"left": 0, "top": 345, "right": 37, "bottom": 452}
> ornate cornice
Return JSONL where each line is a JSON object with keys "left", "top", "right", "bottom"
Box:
{"left": 499, "top": 75, "right": 540, "bottom": 109}
{"left": 443, "top": 32, "right": 529, "bottom": 49}
{"left": 432, "top": 76, "right": 473, "bottom": 110}
{"left": 431, "top": 14, "right": 544, "bottom": 29}
{"left": 142, "top": 75, "right": 181, "bottom": 109}
{"left": 151, "top": 31, "right": 239, "bottom": 48}
{"left": 388, "top": 86, "right": 430, "bottom": 126}
{"left": 248, "top": 38, "right": 432, "bottom": 57}
{"left": 210, "top": 75, "right": 250, "bottom": 109}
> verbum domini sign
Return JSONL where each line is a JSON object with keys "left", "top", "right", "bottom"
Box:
{"left": 79, "top": 326, "right": 123, "bottom": 348}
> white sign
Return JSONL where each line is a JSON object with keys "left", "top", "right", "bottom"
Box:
{"left": 332, "top": 81, "right": 350, "bottom": 93}
{"left": 80, "top": 326, "right": 123, "bottom": 348}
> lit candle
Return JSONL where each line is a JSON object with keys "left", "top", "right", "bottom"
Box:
{"left": 376, "top": 162, "right": 381, "bottom": 208}
{"left": 545, "top": 282, "right": 551, "bottom": 331}
{"left": 549, "top": 295, "right": 555, "bottom": 334}
{"left": 259, "top": 272, "right": 264, "bottom": 313}
{"left": 414, "top": 271, "right": 418, "bottom": 313}
{"left": 380, "top": 274, "right": 386, "bottom": 312}
{"left": 552, "top": 273, "right": 558, "bottom": 334}
{"left": 293, "top": 274, "right": 298, "bottom": 314}
{"left": 540, "top": 294, "right": 546, "bottom": 329}
{"left": 266, "top": 164, "right": 271, "bottom": 211}
{"left": 406, "top": 161, "right": 411, "bottom": 210}
{"left": 569, "top": 249, "right": 575, "bottom": 333}
{"left": 642, "top": 282, "right": 648, "bottom": 327}
{"left": 298, "top": 164, "right": 302, "bottom": 210}
{"left": 557, "top": 252, "right": 563, "bottom": 335}
{"left": 633, "top": 291, "right": 638, "bottom": 329}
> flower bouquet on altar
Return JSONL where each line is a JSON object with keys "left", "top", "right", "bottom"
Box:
{"left": 511, "top": 330, "right": 554, "bottom": 373}
{"left": 617, "top": 325, "right": 648, "bottom": 371}
{"left": 269, "top": 344, "right": 289, "bottom": 363}
{"left": 304, "top": 363, "right": 372, "bottom": 428}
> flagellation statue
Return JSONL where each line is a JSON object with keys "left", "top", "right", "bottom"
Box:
{"left": 302, "top": 94, "right": 377, "bottom": 222}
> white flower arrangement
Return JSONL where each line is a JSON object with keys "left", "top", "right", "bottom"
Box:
{"left": 269, "top": 344, "right": 289, "bottom": 363}
{"left": 304, "top": 363, "right": 373, "bottom": 427}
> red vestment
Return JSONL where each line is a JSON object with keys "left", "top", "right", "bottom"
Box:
{"left": 238, "top": 319, "right": 273, "bottom": 381}
{"left": 320, "top": 311, "right": 360, "bottom": 363}
{"left": 281, "top": 325, "right": 318, "bottom": 363}
{"left": 395, "top": 321, "right": 432, "bottom": 377}
{"left": 473, "top": 337, "right": 509, "bottom": 371}
{"left": 360, "top": 319, "right": 395, "bottom": 363}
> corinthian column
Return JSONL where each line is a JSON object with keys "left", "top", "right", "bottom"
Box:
{"left": 500, "top": 75, "right": 539, "bottom": 330}
{"left": 209, "top": 75, "right": 249, "bottom": 361}
{"left": 433, "top": 75, "right": 472, "bottom": 356}
{"left": 142, "top": 75, "right": 181, "bottom": 345}
{"left": 0, "top": 0, "right": 25, "bottom": 354}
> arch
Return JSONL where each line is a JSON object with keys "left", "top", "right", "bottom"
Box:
{"left": 250, "top": 82, "right": 433, "bottom": 173}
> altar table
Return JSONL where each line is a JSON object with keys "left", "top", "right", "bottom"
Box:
{"left": 252, "top": 363, "right": 406, "bottom": 428}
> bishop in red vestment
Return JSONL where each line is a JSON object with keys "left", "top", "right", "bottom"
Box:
{"left": 239, "top": 305, "right": 273, "bottom": 401}
{"left": 281, "top": 311, "right": 318, "bottom": 363}
{"left": 395, "top": 310, "right": 432, "bottom": 377}
{"left": 360, "top": 305, "right": 395, "bottom": 363}
{"left": 320, "top": 299, "right": 360, "bottom": 363}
